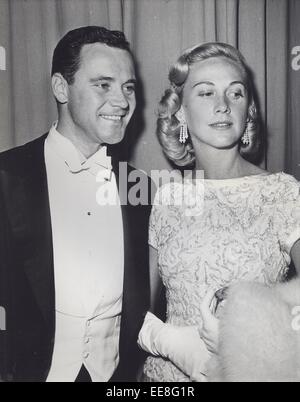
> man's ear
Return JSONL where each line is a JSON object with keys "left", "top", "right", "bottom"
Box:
{"left": 51, "top": 73, "right": 69, "bottom": 104}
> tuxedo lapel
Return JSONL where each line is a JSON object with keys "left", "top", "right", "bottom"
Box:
{"left": 112, "top": 158, "right": 136, "bottom": 308}
{"left": 9, "top": 136, "right": 55, "bottom": 328}
{"left": 111, "top": 157, "right": 151, "bottom": 380}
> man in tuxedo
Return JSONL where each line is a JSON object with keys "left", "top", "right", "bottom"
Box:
{"left": 0, "top": 26, "right": 151, "bottom": 382}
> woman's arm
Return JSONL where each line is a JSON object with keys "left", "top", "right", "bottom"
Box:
{"left": 138, "top": 247, "right": 211, "bottom": 380}
{"left": 291, "top": 239, "right": 300, "bottom": 276}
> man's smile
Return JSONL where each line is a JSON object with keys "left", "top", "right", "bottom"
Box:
{"left": 99, "top": 114, "right": 124, "bottom": 121}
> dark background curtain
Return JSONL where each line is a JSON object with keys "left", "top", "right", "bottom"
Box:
{"left": 0, "top": 0, "right": 299, "bottom": 179}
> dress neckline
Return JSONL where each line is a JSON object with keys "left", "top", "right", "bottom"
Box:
{"left": 194, "top": 172, "right": 285, "bottom": 187}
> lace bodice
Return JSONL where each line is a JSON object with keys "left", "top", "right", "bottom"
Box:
{"left": 143, "top": 172, "right": 300, "bottom": 382}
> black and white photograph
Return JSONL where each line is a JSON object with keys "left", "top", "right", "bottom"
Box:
{"left": 0, "top": 0, "right": 300, "bottom": 385}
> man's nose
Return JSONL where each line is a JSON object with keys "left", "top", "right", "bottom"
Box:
{"left": 214, "top": 95, "right": 231, "bottom": 114}
{"left": 109, "top": 88, "right": 129, "bottom": 109}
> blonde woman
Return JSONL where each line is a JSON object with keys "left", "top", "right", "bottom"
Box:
{"left": 138, "top": 42, "right": 300, "bottom": 382}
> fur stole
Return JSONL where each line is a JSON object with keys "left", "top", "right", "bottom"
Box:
{"left": 207, "top": 279, "right": 300, "bottom": 382}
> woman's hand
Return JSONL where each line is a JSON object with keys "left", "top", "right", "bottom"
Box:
{"left": 199, "top": 289, "right": 220, "bottom": 354}
{"left": 138, "top": 312, "right": 211, "bottom": 381}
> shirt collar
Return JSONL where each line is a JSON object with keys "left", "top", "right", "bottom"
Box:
{"left": 47, "top": 122, "right": 112, "bottom": 179}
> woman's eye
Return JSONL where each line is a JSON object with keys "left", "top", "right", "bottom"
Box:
{"left": 229, "top": 91, "right": 244, "bottom": 100}
{"left": 199, "top": 91, "right": 214, "bottom": 97}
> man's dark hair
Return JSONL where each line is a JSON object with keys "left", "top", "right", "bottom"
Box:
{"left": 51, "top": 26, "right": 131, "bottom": 84}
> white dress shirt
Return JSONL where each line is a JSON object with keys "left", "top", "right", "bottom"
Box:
{"left": 45, "top": 123, "right": 124, "bottom": 382}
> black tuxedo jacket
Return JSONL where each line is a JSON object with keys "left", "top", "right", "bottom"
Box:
{"left": 0, "top": 135, "right": 151, "bottom": 382}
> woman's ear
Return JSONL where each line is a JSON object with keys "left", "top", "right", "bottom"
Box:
{"left": 51, "top": 73, "right": 69, "bottom": 104}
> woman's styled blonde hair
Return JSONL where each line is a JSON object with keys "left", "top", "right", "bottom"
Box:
{"left": 157, "top": 42, "right": 261, "bottom": 167}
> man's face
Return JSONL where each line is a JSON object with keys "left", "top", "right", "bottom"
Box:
{"left": 65, "top": 43, "right": 136, "bottom": 152}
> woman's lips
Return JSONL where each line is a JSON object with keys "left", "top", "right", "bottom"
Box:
{"left": 209, "top": 122, "right": 233, "bottom": 129}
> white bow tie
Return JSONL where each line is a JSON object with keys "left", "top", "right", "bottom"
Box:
{"left": 66, "top": 147, "right": 112, "bottom": 180}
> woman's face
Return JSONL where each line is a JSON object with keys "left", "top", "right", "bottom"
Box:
{"left": 181, "top": 56, "right": 249, "bottom": 150}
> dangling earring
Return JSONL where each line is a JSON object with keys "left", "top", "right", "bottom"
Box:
{"left": 175, "top": 107, "right": 188, "bottom": 144}
{"left": 241, "top": 122, "right": 250, "bottom": 145}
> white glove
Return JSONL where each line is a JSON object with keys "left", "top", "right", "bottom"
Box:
{"left": 138, "top": 312, "right": 211, "bottom": 381}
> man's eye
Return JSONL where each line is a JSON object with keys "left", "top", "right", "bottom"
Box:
{"left": 124, "top": 85, "right": 136, "bottom": 94}
{"left": 95, "top": 82, "right": 110, "bottom": 90}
